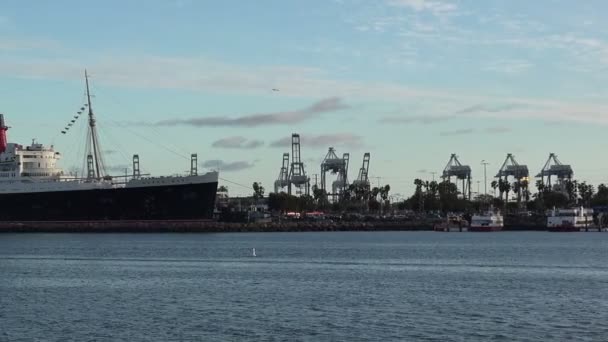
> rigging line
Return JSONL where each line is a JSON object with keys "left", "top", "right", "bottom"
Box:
{"left": 74, "top": 116, "right": 87, "bottom": 178}
{"left": 57, "top": 123, "right": 78, "bottom": 161}
{"left": 89, "top": 86, "right": 222, "bottom": 176}
{"left": 82, "top": 85, "right": 182, "bottom": 174}
{"left": 53, "top": 92, "right": 88, "bottom": 145}
{"left": 57, "top": 113, "right": 86, "bottom": 170}
{"left": 96, "top": 122, "right": 144, "bottom": 174}
{"left": 218, "top": 177, "right": 255, "bottom": 191}
{"left": 90, "top": 86, "right": 253, "bottom": 188}
{"left": 91, "top": 86, "right": 193, "bottom": 160}
{"left": 109, "top": 120, "right": 192, "bottom": 162}
{"left": 82, "top": 127, "right": 92, "bottom": 178}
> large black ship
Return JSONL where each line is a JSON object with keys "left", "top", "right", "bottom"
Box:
{"left": 0, "top": 71, "right": 218, "bottom": 222}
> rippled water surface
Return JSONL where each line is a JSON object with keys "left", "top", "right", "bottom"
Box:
{"left": 1, "top": 232, "right": 607, "bottom": 341}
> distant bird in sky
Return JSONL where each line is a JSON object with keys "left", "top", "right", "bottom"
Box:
{"left": 272, "top": 88, "right": 280, "bottom": 92}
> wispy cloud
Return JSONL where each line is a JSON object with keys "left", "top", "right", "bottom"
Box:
{"left": 0, "top": 37, "right": 61, "bottom": 51}
{"left": 174, "top": 0, "right": 191, "bottom": 9}
{"left": 379, "top": 114, "right": 453, "bottom": 124}
{"left": 484, "top": 126, "right": 511, "bottom": 134}
{"left": 211, "top": 136, "right": 264, "bottom": 149}
{"left": 455, "top": 103, "right": 530, "bottom": 115}
{"left": 202, "top": 160, "right": 256, "bottom": 172}
{"left": 379, "top": 104, "right": 529, "bottom": 125}
{"left": 1, "top": 49, "right": 608, "bottom": 126}
{"left": 482, "top": 59, "right": 534, "bottom": 74}
{"left": 551, "top": 34, "right": 608, "bottom": 68}
{"left": 0, "top": 55, "right": 471, "bottom": 102}
{"left": 270, "top": 133, "right": 364, "bottom": 148}
{"left": 440, "top": 126, "right": 511, "bottom": 136}
{"left": 146, "top": 97, "right": 348, "bottom": 127}
{"left": 387, "top": 0, "right": 457, "bottom": 15}
{"left": 439, "top": 128, "right": 474, "bottom": 137}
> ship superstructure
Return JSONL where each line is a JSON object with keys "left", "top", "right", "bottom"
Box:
{"left": 547, "top": 207, "right": 594, "bottom": 232}
{"left": 470, "top": 209, "right": 504, "bottom": 232}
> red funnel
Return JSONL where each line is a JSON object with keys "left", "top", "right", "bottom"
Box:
{"left": 0, "top": 114, "right": 8, "bottom": 154}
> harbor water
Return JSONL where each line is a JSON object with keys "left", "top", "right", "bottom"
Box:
{"left": 1, "top": 232, "right": 607, "bottom": 341}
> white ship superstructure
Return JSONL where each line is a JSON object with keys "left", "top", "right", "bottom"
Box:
{"left": 547, "top": 207, "right": 594, "bottom": 230}
{"left": 0, "top": 139, "right": 111, "bottom": 192}
{"left": 470, "top": 210, "right": 504, "bottom": 231}
{"left": 0, "top": 128, "right": 217, "bottom": 194}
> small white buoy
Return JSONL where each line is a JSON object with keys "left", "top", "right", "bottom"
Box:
{"left": 252, "top": 248, "right": 257, "bottom": 257}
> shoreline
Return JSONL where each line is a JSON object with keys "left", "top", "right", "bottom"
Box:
{"left": 0, "top": 220, "right": 559, "bottom": 233}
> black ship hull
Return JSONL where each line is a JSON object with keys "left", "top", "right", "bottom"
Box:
{"left": 0, "top": 182, "right": 218, "bottom": 221}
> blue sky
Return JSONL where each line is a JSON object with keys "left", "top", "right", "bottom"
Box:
{"left": 1, "top": 0, "right": 608, "bottom": 197}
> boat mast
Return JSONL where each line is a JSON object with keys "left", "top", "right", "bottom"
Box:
{"left": 85, "top": 70, "right": 105, "bottom": 179}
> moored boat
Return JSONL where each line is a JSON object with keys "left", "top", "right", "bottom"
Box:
{"left": 470, "top": 209, "right": 503, "bottom": 232}
{"left": 546, "top": 207, "right": 594, "bottom": 232}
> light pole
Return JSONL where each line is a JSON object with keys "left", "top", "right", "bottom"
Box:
{"left": 481, "top": 160, "right": 490, "bottom": 197}
{"left": 430, "top": 172, "right": 437, "bottom": 182}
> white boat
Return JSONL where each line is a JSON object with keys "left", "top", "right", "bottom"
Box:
{"left": 470, "top": 210, "right": 504, "bottom": 232}
{"left": 547, "top": 207, "right": 594, "bottom": 232}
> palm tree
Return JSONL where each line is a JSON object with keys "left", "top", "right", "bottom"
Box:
{"left": 498, "top": 179, "right": 511, "bottom": 209}
{"left": 497, "top": 179, "right": 505, "bottom": 201}
{"left": 380, "top": 184, "right": 391, "bottom": 214}
{"left": 521, "top": 180, "right": 530, "bottom": 203}
{"left": 577, "top": 182, "right": 595, "bottom": 207}
{"left": 312, "top": 185, "right": 328, "bottom": 208}
{"left": 252, "top": 182, "right": 265, "bottom": 201}
{"left": 564, "top": 179, "right": 576, "bottom": 203}
{"left": 428, "top": 181, "right": 439, "bottom": 197}
{"left": 382, "top": 185, "right": 391, "bottom": 201}
{"left": 490, "top": 180, "right": 498, "bottom": 197}
{"left": 535, "top": 180, "right": 544, "bottom": 198}
{"left": 371, "top": 187, "right": 380, "bottom": 202}
{"left": 413, "top": 179, "right": 424, "bottom": 193}
{"left": 505, "top": 181, "right": 512, "bottom": 204}
{"left": 512, "top": 181, "right": 521, "bottom": 204}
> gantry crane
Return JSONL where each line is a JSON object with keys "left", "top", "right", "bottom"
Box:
{"left": 288, "top": 134, "right": 310, "bottom": 196}
{"left": 536, "top": 153, "right": 573, "bottom": 192}
{"left": 274, "top": 153, "right": 290, "bottom": 193}
{"left": 442, "top": 154, "right": 472, "bottom": 200}
{"left": 352, "top": 153, "right": 371, "bottom": 189}
{"left": 332, "top": 153, "right": 350, "bottom": 198}
{"left": 496, "top": 153, "right": 529, "bottom": 203}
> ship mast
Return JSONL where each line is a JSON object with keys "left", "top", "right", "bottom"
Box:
{"left": 85, "top": 70, "right": 106, "bottom": 179}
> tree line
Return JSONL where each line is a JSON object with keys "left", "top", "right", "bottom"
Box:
{"left": 265, "top": 182, "right": 392, "bottom": 214}
{"left": 218, "top": 178, "right": 608, "bottom": 215}
{"left": 400, "top": 178, "right": 608, "bottom": 213}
